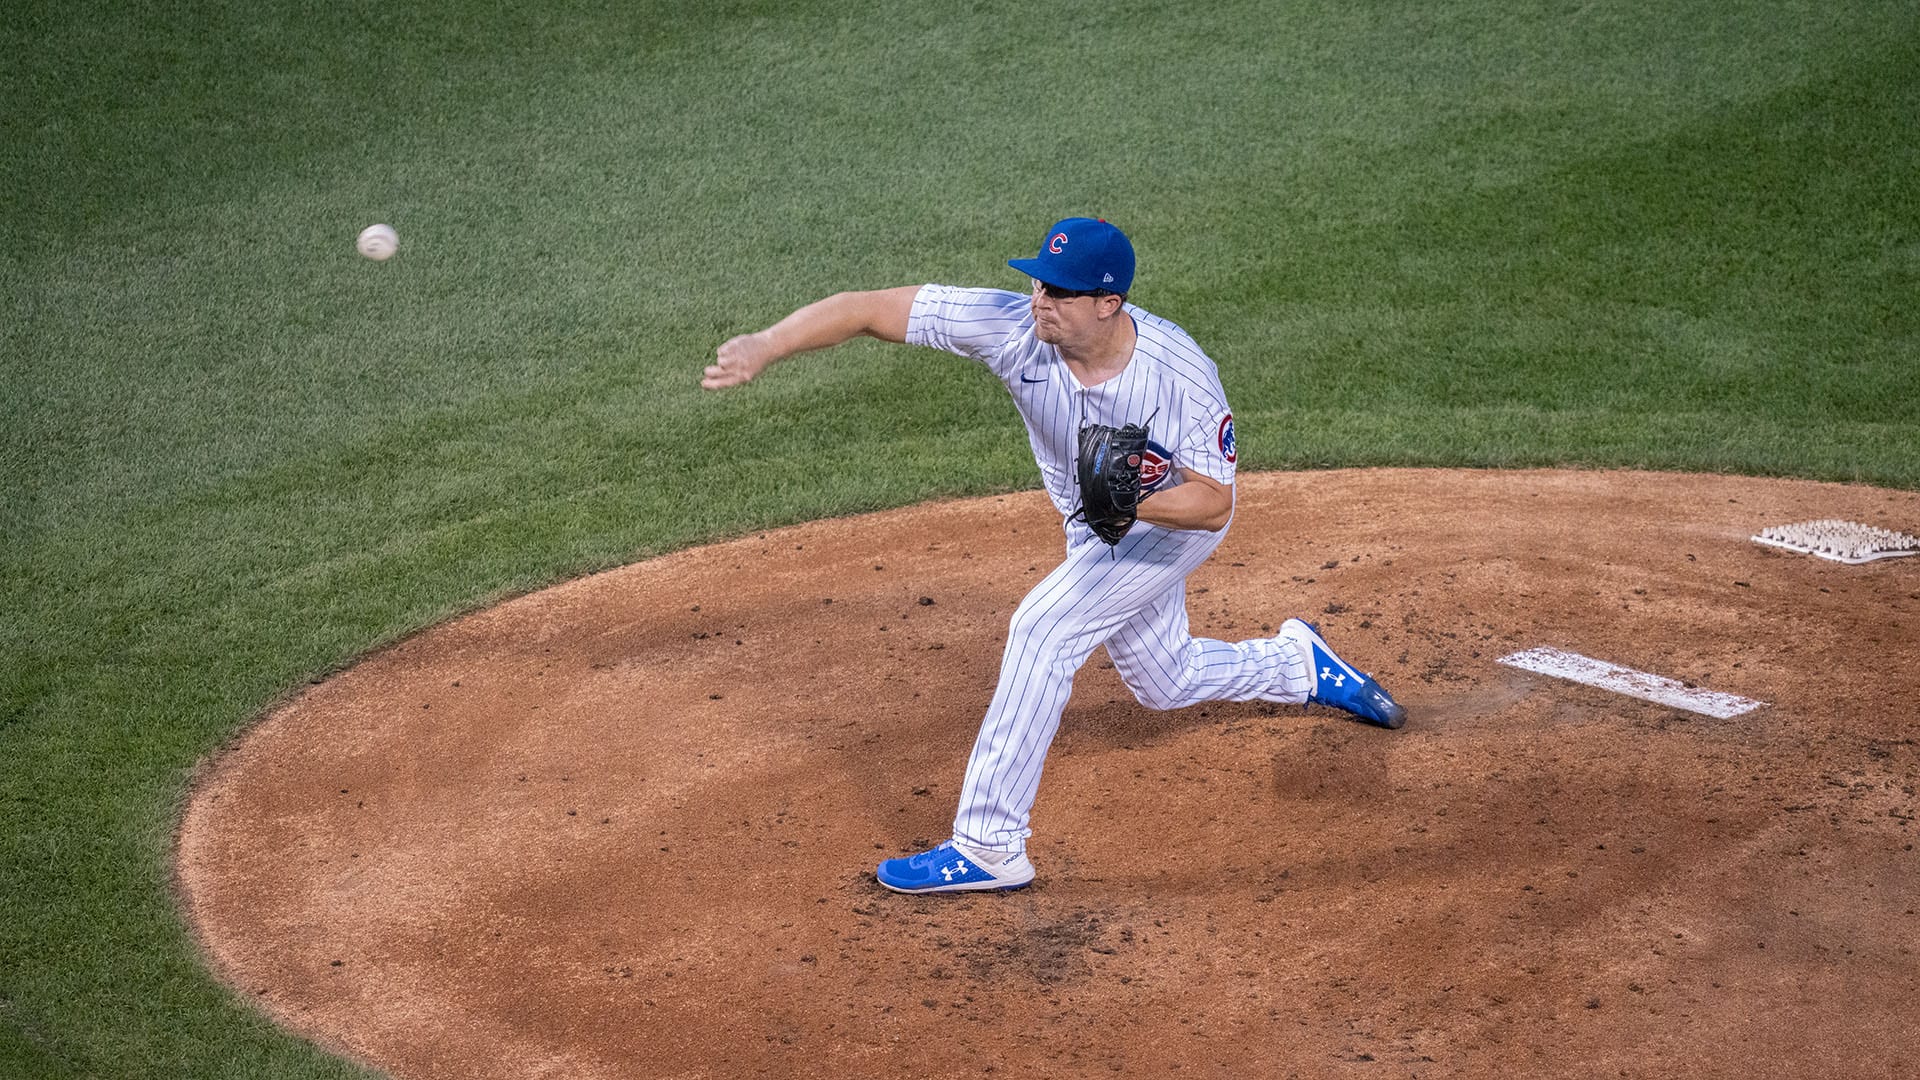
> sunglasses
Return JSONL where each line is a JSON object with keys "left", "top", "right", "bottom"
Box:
{"left": 1031, "top": 279, "right": 1116, "bottom": 300}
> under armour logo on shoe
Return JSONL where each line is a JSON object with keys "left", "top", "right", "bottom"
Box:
{"left": 941, "top": 861, "right": 970, "bottom": 882}
{"left": 1321, "top": 667, "right": 1346, "bottom": 687}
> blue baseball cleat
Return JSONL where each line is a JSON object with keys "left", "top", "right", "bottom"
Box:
{"left": 1281, "top": 618, "right": 1408, "bottom": 730}
{"left": 876, "top": 840, "right": 1035, "bottom": 894}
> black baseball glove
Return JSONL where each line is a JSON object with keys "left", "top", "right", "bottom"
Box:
{"left": 1071, "top": 421, "right": 1152, "bottom": 546}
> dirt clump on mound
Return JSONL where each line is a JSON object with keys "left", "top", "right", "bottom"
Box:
{"left": 177, "top": 468, "right": 1920, "bottom": 1079}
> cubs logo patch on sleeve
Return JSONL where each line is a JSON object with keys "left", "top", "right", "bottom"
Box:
{"left": 1218, "top": 415, "right": 1237, "bottom": 463}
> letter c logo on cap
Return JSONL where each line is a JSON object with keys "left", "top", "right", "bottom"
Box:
{"left": 1048, "top": 232, "right": 1069, "bottom": 254}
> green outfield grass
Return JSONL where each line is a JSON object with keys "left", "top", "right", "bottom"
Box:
{"left": 5, "top": 1, "right": 1916, "bottom": 1074}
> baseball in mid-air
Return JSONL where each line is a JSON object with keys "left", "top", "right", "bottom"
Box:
{"left": 356, "top": 223, "right": 398, "bottom": 261}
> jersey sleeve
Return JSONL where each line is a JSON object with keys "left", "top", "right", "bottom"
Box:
{"left": 905, "top": 284, "right": 1031, "bottom": 369}
{"left": 1175, "top": 400, "right": 1238, "bottom": 487}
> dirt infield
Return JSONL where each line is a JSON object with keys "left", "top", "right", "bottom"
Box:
{"left": 175, "top": 469, "right": 1920, "bottom": 1079}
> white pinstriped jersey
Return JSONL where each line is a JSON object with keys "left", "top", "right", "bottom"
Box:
{"left": 906, "top": 285, "right": 1238, "bottom": 520}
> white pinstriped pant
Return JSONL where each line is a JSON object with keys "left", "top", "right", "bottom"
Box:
{"left": 952, "top": 519, "right": 1312, "bottom": 854}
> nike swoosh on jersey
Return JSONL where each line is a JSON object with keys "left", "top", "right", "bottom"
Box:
{"left": 1019, "top": 374, "right": 1047, "bottom": 384}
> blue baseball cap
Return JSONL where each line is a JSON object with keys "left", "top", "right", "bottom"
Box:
{"left": 1008, "top": 217, "right": 1135, "bottom": 293}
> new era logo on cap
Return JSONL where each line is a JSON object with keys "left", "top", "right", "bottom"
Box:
{"left": 1009, "top": 217, "right": 1135, "bottom": 294}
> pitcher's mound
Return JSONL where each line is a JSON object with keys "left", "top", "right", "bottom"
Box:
{"left": 177, "top": 469, "right": 1920, "bottom": 1079}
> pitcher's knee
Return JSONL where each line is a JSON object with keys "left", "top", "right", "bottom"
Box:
{"left": 1115, "top": 641, "right": 1211, "bottom": 710}
{"left": 1119, "top": 661, "right": 1203, "bottom": 710}
{"left": 1125, "top": 680, "right": 1189, "bottom": 711}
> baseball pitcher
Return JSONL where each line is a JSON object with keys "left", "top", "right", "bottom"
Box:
{"left": 704, "top": 217, "right": 1407, "bottom": 893}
